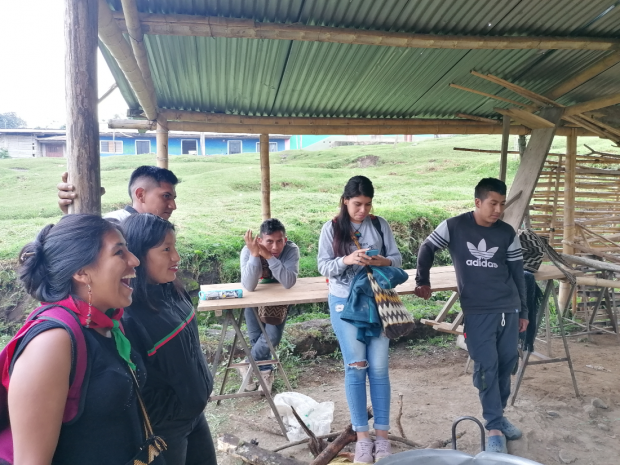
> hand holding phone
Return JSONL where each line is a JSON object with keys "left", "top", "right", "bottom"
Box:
{"left": 365, "top": 249, "right": 379, "bottom": 257}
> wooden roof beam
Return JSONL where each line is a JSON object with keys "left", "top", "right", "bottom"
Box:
{"left": 160, "top": 109, "right": 494, "bottom": 127}
{"left": 449, "top": 84, "right": 538, "bottom": 111}
{"left": 107, "top": 118, "right": 596, "bottom": 137}
{"left": 563, "top": 92, "right": 620, "bottom": 116}
{"left": 112, "top": 12, "right": 620, "bottom": 51}
{"left": 119, "top": 0, "right": 157, "bottom": 104}
{"left": 545, "top": 51, "right": 620, "bottom": 100}
{"left": 470, "top": 71, "right": 620, "bottom": 143}
{"left": 98, "top": 0, "right": 157, "bottom": 120}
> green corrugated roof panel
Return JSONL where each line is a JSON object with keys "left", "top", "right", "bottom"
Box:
{"left": 104, "top": 0, "right": 620, "bottom": 120}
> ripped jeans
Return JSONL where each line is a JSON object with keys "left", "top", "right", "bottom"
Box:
{"left": 328, "top": 294, "right": 391, "bottom": 432}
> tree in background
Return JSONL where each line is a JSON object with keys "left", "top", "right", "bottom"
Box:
{"left": 0, "top": 112, "right": 27, "bottom": 129}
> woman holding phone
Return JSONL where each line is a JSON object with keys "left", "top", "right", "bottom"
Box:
{"left": 317, "top": 175, "right": 402, "bottom": 464}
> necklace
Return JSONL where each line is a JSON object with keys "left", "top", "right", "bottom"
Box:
{"left": 351, "top": 222, "right": 363, "bottom": 239}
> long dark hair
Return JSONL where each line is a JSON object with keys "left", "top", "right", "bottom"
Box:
{"left": 18, "top": 214, "right": 122, "bottom": 302}
{"left": 332, "top": 175, "right": 375, "bottom": 256}
{"left": 121, "top": 213, "right": 186, "bottom": 312}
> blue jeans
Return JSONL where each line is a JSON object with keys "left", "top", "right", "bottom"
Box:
{"left": 245, "top": 307, "right": 286, "bottom": 371}
{"left": 329, "top": 294, "right": 391, "bottom": 432}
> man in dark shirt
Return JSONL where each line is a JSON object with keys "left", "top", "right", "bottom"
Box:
{"left": 415, "top": 177, "right": 528, "bottom": 454}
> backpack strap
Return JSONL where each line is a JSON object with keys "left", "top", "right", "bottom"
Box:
{"left": 12, "top": 305, "right": 88, "bottom": 424}
{"left": 369, "top": 215, "right": 387, "bottom": 256}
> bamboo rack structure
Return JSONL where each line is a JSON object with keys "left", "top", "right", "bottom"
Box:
{"left": 529, "top": 146, "right": 620, "bottom": 249}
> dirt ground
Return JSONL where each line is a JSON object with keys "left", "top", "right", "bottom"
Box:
{"left": 211, "top": 334, "right": 620, "bottom": 465}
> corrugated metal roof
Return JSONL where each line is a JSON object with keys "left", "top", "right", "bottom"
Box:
{"left": 103, "top": 0, "right": 620, "bottom": 120}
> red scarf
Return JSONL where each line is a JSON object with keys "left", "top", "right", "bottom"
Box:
{"left": 41, "top": 297, "right": 135, "bottom": 369}
{"left": 45, "top": 296, "right": 124, "bottom": 329}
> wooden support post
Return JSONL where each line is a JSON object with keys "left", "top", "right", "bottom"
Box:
{"left": 499, "top": 116, "right": 510, "bottom": 182}
{"left": 156, "top": 116, "right": 168, "bottom": 168}
{"left": 559, "top": 129, "right": 577, "bottom": 313}
{"left": 503, "top": 108, "right": 564, "bottom": 231}
{"left": 65, "top": 0, "right": 101, "bottom": 215}
{"left": 260, "top": 134, "right": 271, "bottom": 220}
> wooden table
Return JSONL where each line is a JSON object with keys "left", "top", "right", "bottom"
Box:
{"left": 198, "top": 266, "right": 459, "bottom": 313}
{"left": 198, "top": 266, "right": 457, "bottom": 438}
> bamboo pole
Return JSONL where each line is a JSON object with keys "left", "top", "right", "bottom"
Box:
{"left": 119, "top": 0, "right": 157, "bottom": 103}
{"left": 559, "top": 129, "right": 577, "bottom": 312}
{"left": 548, "top": 153, "right": 563, "bottom": 247}
{"left": 107, "top": 119, "right": 595, "bottom": 137}
{"left": 546, "top": 52, "right": 620, "bottom": 100}
{"left": 449, "top": 84, "right": 538, "bottom": 110}
{"left": 156, "top": 116, "right": 168, "bottom": 169}
{"left": 97, "top": 82, "right": 118, "bottom": 104}
{"left": 564, "top": 92, "right": 620, "bottom": 116}
{"left": 260, "top": 134, "right": 271, "bottom": 221}
{"left": 111, "top": 12, "right": 620, "bottom": 50}
{"left": 576, "top": 277, "right": 620, "bottom": 289}
{"left": 65, "top": 0, "right": 101, "bottom": 215}
{"left": 455, "top": 113, "right": 500, "bottom": 124}
{"left": 499, "top": 116, "right": 510, "bottom": 182}
{"left": 98, "top": 0, "right": 157, "bottom": 120}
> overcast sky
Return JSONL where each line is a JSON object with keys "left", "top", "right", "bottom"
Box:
{"left": 0, "top": 1, "right": 128, "bottom": 128}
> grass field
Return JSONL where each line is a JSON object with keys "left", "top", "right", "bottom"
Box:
{"left": 1, "top": 133, "right": 617, "bottom": 323}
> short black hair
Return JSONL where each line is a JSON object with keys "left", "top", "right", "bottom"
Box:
{"left": 260, "top": 218, "right": 286, "bottom": 236}
{"left": 475, "top": 177, "right": 507, "bottom": 200}
{"left": 128, "top": 165, "right": 179, "bottom": 199}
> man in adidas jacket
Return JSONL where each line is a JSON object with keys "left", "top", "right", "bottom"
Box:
{"left": 414, "top": 177, "right": 528, "bottom": 454}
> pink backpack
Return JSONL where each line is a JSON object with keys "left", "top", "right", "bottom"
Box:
{"left": 0, "top": 305, "right": 88, "bottom": 463}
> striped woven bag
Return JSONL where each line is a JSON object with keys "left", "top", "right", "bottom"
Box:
{"left": 365, "top": 266, "right": 415, "bottom": 339}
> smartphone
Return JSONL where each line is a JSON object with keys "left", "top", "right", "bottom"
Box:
{"left": 366, "top": 249, "right": 379, "bottom": 257}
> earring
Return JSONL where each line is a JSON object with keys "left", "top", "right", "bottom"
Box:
{"left": 86, "top": 284, "right": 92, "bottom": 328}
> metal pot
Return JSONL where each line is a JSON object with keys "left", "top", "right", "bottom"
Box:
{"left": 376, "top": 417, "right": 542, "bottom": 465}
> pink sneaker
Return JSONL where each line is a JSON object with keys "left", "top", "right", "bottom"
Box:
{"left": 374, "top": 439, "right": 391, "bottom": 462}
{"left": 354, "top": 440, "right": 374, "bottom": 464}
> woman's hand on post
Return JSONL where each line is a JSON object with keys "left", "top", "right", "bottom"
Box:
{"left": 343, "top": 249, "right": 370, "bottom": 266}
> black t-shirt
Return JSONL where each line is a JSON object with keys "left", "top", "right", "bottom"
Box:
{"left": 14, "top": 321, "right": 147, "bottom": 465}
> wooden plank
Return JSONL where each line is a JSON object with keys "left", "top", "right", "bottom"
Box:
{"left": 450, "top": 311, "right": 464, "bottom": 331}
{"left": 433, "top": 291, "right": 459, "bottom": 323}
{"left": 495, "top": 108, "right": 555, "bottom": 129}
{"left": 450, "top": 84, "right": 538, "bottom": 110}
{"left": 66, "top": 0, "right": 101, "bottom": 215}
{"left": 198, "top": 265, "right": 569, "bottom": 311}
{"left": 546, "top": 52, "right": 620, "bottom": 100}
{"left": 112, "top": 12, "right": 620, "bottom": 50}
{"left": 564, "top": 92, "right": 620, "bottom": 116}
{"left": 503, "top": 107, "right": 564, "bottom": 230}
{"left": 456, "top": 113, "right": 500, "bottom": 124}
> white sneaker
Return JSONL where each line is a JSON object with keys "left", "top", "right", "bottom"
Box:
{"left": 257, "top": 370, "right": 274, "bottom": 395}
{"left": 237, "top": 363, "right": 257, "bottom": 392}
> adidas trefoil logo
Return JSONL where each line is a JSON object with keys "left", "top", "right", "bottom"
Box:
{"left": 466, "top": 239, "right": 499, "bottom": 268}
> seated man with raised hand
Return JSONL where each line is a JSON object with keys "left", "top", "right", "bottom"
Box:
{"left": 239, "top": 218, "right": 300, "bottom": 394}
{"left": 57, "top": 165, "right": 178, "bottom": 221}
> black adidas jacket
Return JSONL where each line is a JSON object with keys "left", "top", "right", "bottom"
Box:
{"left": 122, "top": 283, "right": 213, "bottom": 429}
{"left": 416, "top": 212, "right": 528, "bottom": 319}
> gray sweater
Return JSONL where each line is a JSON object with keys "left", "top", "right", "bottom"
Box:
{"left": 318, "top": 216, "right": 402, "bottom": 298}
{"left": 240, "top": 241, "right": 300, "bottom": 291}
